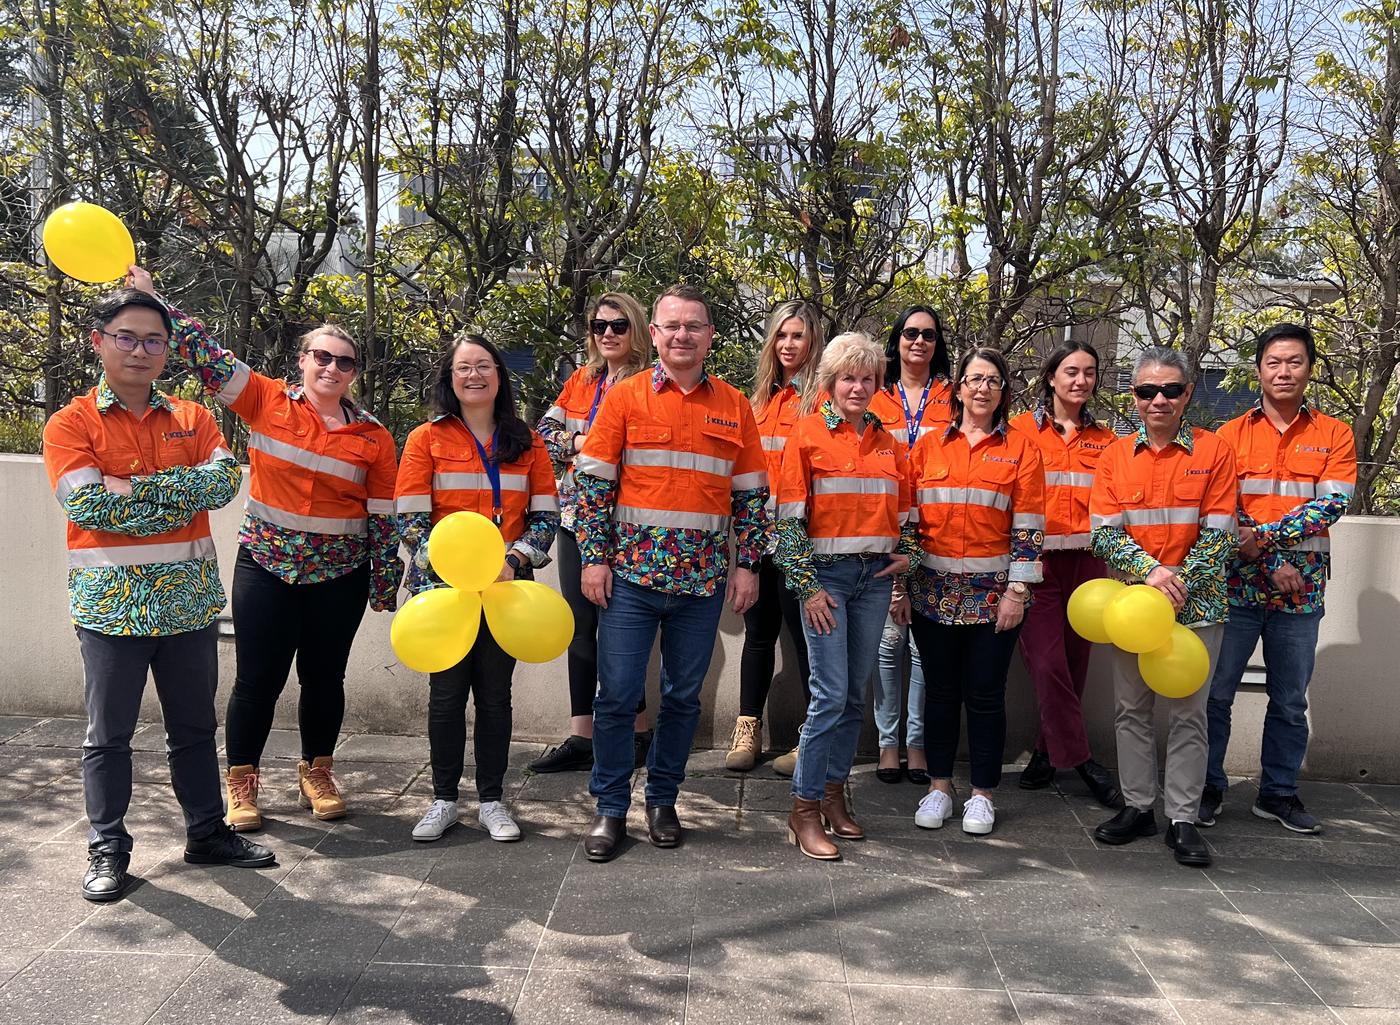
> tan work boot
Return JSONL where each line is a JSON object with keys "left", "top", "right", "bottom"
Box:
{"left": 225, "top": 765, "right": 262, "bottom": 832}
{"left": 821, "top": 780, "right": 865, "bottom": 840}
{"left": 724, "top": 716, "right": 762, "bottom": 771}
{"left": 788, "top": 797, "right": 840, "bottom": 860}
{"left": 297, "top": 756, "right": 347, "bottom": 821}
{"left": 772, "top": 746, "right": 799, "bottom": 778}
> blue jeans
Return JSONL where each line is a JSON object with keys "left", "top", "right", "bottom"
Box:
{"left": 590, "top": 577, "right": 725, "bottom": 817}
{"left": 1206, "top": 604, "right": 1324, "bottom": 798}
{"left": 874, "top": 616, "right": 925, "bottom": 749}
{"left": 792, "top": 558, "right": 894, "bottom": 801}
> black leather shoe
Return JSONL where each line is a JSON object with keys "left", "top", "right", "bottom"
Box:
{"left": 585, "top": 814, "right": 626, "bottom": 862}
{"left": 1093, "top": 806, "right": 1158, "bottom": 846}
{"left": 1076, "top": 759, "right": 1125, "bottom": 809}
{"left": 875, "top": 765, "right": 904, "bottom": 784}
{"left": 82, "top": 847, "right": 131, "bottom": 902}
{"left": 907, "top": 767, "right": 930, "bottom": 786}
{"left": 1166, "top": 821, "right": 1212, "bottom": 867}
{"left": 1019, "top": 750, "right": 1055, "bottom": 789}
{"left": 645, "top": 804, "right": 682, "bottom": 848}
{"left": 529, "top": 735, "right": 594, "bottom": 773}
{"left": 633, "top": 731, "right": 654, "bottom": 770}
{"left": 184, "top": 824, "right": 276, "bottom": 867}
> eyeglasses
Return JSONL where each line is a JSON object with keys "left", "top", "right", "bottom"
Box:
{"left": 961, "top": 374, "right": 1004, "bottom": 392}
{"left": 654, "top": 321, "right": 710, "bottom": 335}
{"left": 1132, "top": 382, "right": 1187, "bottom": 400}
{"left": 305, "top": 348, "right": 359, "bottom": 373}
{"left": 590, "top": 318, "right": 630, "bottom": 336}
{"left": 453, "top": 362, "right": 497, "bottom": 378}
{"left": 100, "top": 330, "right": 169, "bottom": 355}
{"left": 901, "top": 327, "right": 938, "bottom": 343}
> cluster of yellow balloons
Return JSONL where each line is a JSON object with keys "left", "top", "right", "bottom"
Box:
{"left": 391, "top": 512, "right": 574, "bottom": 673}
{"left": 42, "top": 202, "right": 136, "bottom": 283}
{"left": 1067, "top": 578, "right": 1210, "bottom": 698}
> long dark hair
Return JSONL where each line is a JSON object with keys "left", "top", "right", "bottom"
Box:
{"left": 951, "top": 346, "right": 1014, "bottom": 427}
{"left": 1037, "top": 339, "right": 1100, "bottom": 406}
{"left": 431, "top": 334, "right": 533, "bottom": 463}
{"left": 883, "top": 304, "right": 952, "bottom": 391}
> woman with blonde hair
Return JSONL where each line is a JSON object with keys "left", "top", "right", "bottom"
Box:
{"left": 531, "top": 292, "right": 655, "bottom": 773}
{"left": 725, "top": 300, "right": 825, "bottom": 774}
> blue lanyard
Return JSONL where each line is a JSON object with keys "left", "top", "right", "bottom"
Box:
{"left": 585, "top": 373, "right": 610, "bottom": 429}
{"left": 471, "top": 428, "right": 503, "bottom": 525}
{"left": 897, "top": 380, "right": 931, "bottom": 450}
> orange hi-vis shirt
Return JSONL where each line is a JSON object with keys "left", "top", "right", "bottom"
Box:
{"left": 395, "top": 415, "right": 559, "bottom": 546}
{"left": 755, "top": 382, "right": 807, "bottom": 512}
{"left": 910, "top": 423, "right": 1046, "bottom": 577}
{"left": 775, "top": 409, "right": 911, "bottom": 555}
{"left": 869, "top": 377, "right": 954, "bottom": 449}
{"left": 1010, "top": 408, "right": 1116, "bottom": 551}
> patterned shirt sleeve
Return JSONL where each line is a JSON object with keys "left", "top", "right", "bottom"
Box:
{"left": 772, "top": 517, "right": 819, "bottom": 601}
{"left": 536, "top": 414, "right": 575, "bottom": 470}
{"left": 732, "top": 486, "right": 770, "bottom": 567}
{"left": 1252, "top": 494, "right": 1349, "bottom": 553}
{"left": 574, "top": 472, "right": 617, "bottom": 566}
{"left": 1009, "top": 526, "right": 1045, "bottom": 583}
{"left": 63, "top": 482, "right": 195, "bottom": 537}
{"left": 168, "top": 309, "right": 240, "bottom": 391}
{"left": 395, "top": 511, "right": 436, "bottom": 594}
{"left": 1181, "top": 525, "right": 1238, "bottom": 619}
{"left": 131, "top": 459, "right": 241, "bottom": 515}
{"left": 1090, "top": 525, "right": 1161, "bottom": 579}
{"left": 368, "top": 513, "right": 405, "bottom": 611}
{"left": 897, "top": 521, "right": 920, "bottom": 572}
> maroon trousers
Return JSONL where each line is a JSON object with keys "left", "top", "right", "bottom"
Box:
{"left": 1019, "top": 549, "right": 1106, "bottom": 768}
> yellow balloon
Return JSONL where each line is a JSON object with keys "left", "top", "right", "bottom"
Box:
{"left": 390, "top": 587, "right": 481, "bottom": 674}
{"left": 1066, "top": 578, "right": 1127, "bottom": 644}
{"left": 481, "top": 580, "right": 575, "bottom": 663}
{"left": 41, "top": 202, "right": 136, "bottom": 283}
{"left": 428, "top": 511, "right": 506, "bottom": 592}
{"left": 1102, "top": 583, "right": 1177, "bottom": 653}
{"left": 1138, "top": 624, "right": 1211, "bottom": 698}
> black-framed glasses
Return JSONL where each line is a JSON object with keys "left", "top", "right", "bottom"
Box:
{"left": 901, "top": 327, "right": 938, "bottom": 343}
{"left": 1132, "top": 382, "right": 1187, "bottom": 401}
{"left": 305, "top": 348, "right": 359, "bottom": 373}
{"left": 961, "top": 374, "right": 1004, "bottom": 392}
{"left": 100, "top": 329, "right": 169, "bottom": 355}
{"left": 590, "top": 318, "right": 630, "bottom": 336}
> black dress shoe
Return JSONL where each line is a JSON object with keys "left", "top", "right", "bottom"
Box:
{"left": 585, "top": 814, "right": 626, "bottom": 862}
{"left": 1093, "top": 806, "right": 1158, "bottom": 846}
{"left": 907, "top": 767, "right": 930, "bottom": 786}
{"left": 529, "top": 735, "right": 594, "bottom": 773}
{"left": 184, "top": 824, "right": 276, "bottom": 867}
{"left": 645, "top": 804, "right": 682, "bottom": 848}
{"left": 633, "top": 731, "right": 654, "bottom": 770}
{"left": 82, "top": 847, "right": 131, "bottom": 902}
{"left": 1075, "top": 758, "right": 1125, "bottom": 809}
{"left": 1165, "top": 821, "right": 1212, "bottom": 867}
{"left": 875, "top": 765, "right": 904, "bottom": 784}
{"left": 1019, "top": 749, "right": 1055, "bottom": 789}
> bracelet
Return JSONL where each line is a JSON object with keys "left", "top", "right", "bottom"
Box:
{"left": 1000, "top": 592, "right": 1025, "bottom": 605}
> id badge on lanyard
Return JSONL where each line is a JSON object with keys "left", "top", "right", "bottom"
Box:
{"left": 471, "top": 429, "right": 504, "bottom": 526}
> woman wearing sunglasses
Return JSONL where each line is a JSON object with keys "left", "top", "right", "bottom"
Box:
{"left": 725, "top": 300, "right": 824, "bottom": 776}
{"left": 150, "top": 268, "right": 403, "bottom": 832}
{"left": 396, "top": 335, "right": 560, "bottom": 842}
{"left": 866, "top": 305, "right": 953, "bottom": 785}
{"left": 900, "top": 347, "right": 1045, "bottom": 837}
{"left": 531, "top": 293, "right": 654, "bottom": 774}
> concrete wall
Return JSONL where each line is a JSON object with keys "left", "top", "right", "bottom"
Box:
{"left": 3, "top": 452, "right": 1397, "bottom": 782}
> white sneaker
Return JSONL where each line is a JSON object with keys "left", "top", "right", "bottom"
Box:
{"left": 962, "top": 794, "right": 996, "bottom": 835}
{"left": 914, "top": 789, "right": 953, "bottom": 829}
{"left": 412, "top": 799, "right": 459, "bottom": 842}
{"left": 478, "top": 800, "right": 522, "bottom": 842}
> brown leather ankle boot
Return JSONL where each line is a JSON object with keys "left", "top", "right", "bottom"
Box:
{"left": 820, "top": 780, "right": 865, "bottom": 840}
{"left": 788, "top": 797, "right": 840, "bottom": 860}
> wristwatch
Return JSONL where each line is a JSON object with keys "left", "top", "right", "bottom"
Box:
{"left": 505, "top": 553, "right": 523, "bottom": 572}
{"left": 737, "top": 561, "right": 759, "bottom": 572}
{"left": 1007, "top": 581, "right": 1029, "bottom": 598}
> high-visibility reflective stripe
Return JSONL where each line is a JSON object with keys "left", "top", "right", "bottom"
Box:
{"left": 776, "top": 502, "right": 806, "bottom": 519}
{"left": 921, "top": 553, "right": 1010, "bottom": 574}
{"left": 207, "top": 447, "right": 237, "bottom": 465}
{"left": 1008, "top": 559, "right": 1043, "bottom": 583}
{"left": 396, "top": 494, "right": 433, "bottom": 514}
{"left": 1120, "top": 506, "right": 1199, "bottom": 527}
{"left": 888, "top": 427, "right": 910, "bottom": 444}
{"left": 365, "top": 498, "right": 395, "bottom": 515}
{"left": 908, "top": 508, "right": 920, "bottom": 523}
{"left": 1201, "top": 514, "right": 1236, "bottom": 530}
{"left": 1294, "top": 536, "right": 1331, "bottom": 552}
{"left": 530, "top": 494, "right": 560, "bottom": 513}
{"left": 614, "top": 505, "right": 730, "bottom": 531}
{"left": 1319, "top": 480, "right": 1355, "bottom": 498}
{"left": 1240, "top": 478, "right": 1316, "bottom": 499}
{"left": 249, "top": 432, "right": 367, "bottom": 485}
{"left": 1044, "top": 471, "right": 1095, "bottom": 488}
{"left": 812, "top": 536, "right": 896, "bottom": 555}
{"left": 544, "top": 405, "right": 567, "bottom": 422}
{"left": 1012, "top": 513, "right": 1047, "bottom": 530}
{"left": 813, "top": 476, "right": 899, "bottom": 497}
{"left": 898, "top": 510, "right": 911, "bottom": 525}
{"left": 764, "top": 494, "right": 776, "bottom": 514}
{"left": 761, "top": 436, "right": 787, "bottom": 452}
{"left": 55, "top": 467, "right": 103, "bottom": 501}
{"left": 565, "top": 416, "right": 589, "bottom": 432}
{"left": 917, "top": 486, "right": 1011, "bottom": 512}
{"left": 433, "top": 471, "right": 529, "bottom": 492}
{"left": 574, "top": 455, "right": 617, "bottom": 480}
{"left": 1091, "top": 513, "right": 1124, "bottom": 529}
{"left": 246, "top": 498, "right": 366, "bottom": 535}
{"left": 220, "top": 361, "right": 253, "bottom": 404}
{"left": 623, "top": 449, "right": 735, "bottom": 476}
{"left": 68, "top": 536, "right": 217, "bottom": 568}
{"left": 1042, "top": 533, "right": 1092, "bottom": 550}
{"left": 732, "top": 471, "right": 768, "bottom": 491}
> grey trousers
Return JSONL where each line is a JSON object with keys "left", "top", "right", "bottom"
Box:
{"left": 1112, "top": 623, "right": 1225, "bottom": 823}
{"left": 77, "top": 624, "right": 226, "bottom": 852}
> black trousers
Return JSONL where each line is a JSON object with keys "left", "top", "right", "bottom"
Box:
{"left": 557, "top": 527, "right": 644, "bottom": 721}
{"left": 910, "top": 614, "right": 1022, "bottom": 790}
{"left": 429, "top": 614, "right": 516, "bottom": 802}
{"left": 225, "top": 547, "right": 369, "bottom": 767}
{"left": 738, "top": 555, "right": 811, "bottom": 719}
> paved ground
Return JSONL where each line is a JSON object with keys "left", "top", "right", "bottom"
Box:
{"left": 2, "top": 715, "right": 1400, "bottom": 1024}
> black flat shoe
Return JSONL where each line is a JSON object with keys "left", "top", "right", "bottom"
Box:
{"left": 184, "top": 824, "right": 276, "bottom": 867}
{"left": 82, "top": 847, "right": 131, "bottom": 902}
{"left": 875, "top": 765, "right": 904, "bottom": 784}
{"left": 529, "top": 735, "right": 594, "bottom": 773}
{"left": 1075, "top": 758, "right": 1125, "bottom": 809}
{"left": 1166, "top": 821, "right": 1212, "bottom": 867}
{"left": 633, "top": 731, "right": 654, "bottom": 770}
{"left": 1093, "top": 806, "right": 1158, "bottom": 846}
{"left": 1019, "top": 750, "right": 1054, "bottom": 789}
{"left": 585, "top": 814, "right": 626, "bottom": 862}
{"left": 645, "top": 804, "right": 682, "bottom": 848}
{"left": 907, "top": 767, "right": 930, "bottom": 785}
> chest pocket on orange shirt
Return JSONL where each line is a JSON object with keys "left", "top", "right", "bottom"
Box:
{"left": 1174, "top": 471, "right": 1207, "bottom": 504}
{"left": 1285, "top": 447, "right": 1327, "bottom": 483}
{"left": 976, "top": 457, "right": 1018, "bottom": 491}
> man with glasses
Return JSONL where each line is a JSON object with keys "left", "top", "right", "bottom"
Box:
{"left": 1088, "top": 347, "right": 1238, "bottom": 868}
{"left": 574, "top": 283, "right": 769, "bottom": 861}
{"left": 42, "top": 285, "right": 275, "bottom": 902}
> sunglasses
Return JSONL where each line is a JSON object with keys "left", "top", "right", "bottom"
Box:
{"left": 901, "top": 327, "right": 938, "bottom": 343}
{"left": 1132, "top": 382, "right": 1187, "bottom": 401}
{"left": 590, "top": 318, "right": 630, "bottom": 336}
{"left": 305, "top": 348, "right": 359, "bottom": 373}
